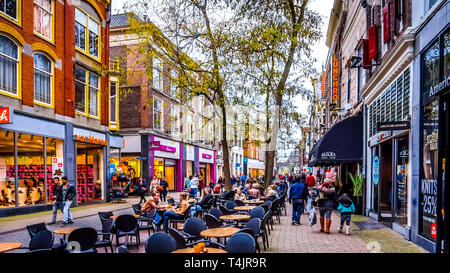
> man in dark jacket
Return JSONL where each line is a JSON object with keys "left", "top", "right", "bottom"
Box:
{"left": 61, "top": 177, "right": 76, "bottom": 225}
{"left": 49, "top": 177, "right": 63, "bottom": 225}
{"left": 289, "top": 175, "right": 308, "bottom": 225}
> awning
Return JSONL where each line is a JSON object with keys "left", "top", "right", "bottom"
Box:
{"left": 308, "top": 114, "right": 363, "bottom": 166}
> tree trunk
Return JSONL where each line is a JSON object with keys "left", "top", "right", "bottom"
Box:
{"left": 221, "top": 105, "right": 232, "bottom": 191}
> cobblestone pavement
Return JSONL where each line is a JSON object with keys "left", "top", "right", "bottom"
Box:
{"left": 0, "top": 192, "right": 427, "bottom": 253}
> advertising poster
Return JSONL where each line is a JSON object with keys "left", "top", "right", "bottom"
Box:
{"left": 51, "top": 157, "right": 64, "bottom": 179}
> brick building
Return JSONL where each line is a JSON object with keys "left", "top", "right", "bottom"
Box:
{"left": 0, "top": 0, "right": 123, "bottom": 217}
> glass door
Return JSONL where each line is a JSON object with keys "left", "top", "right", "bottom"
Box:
{"left": 379, "top": 140, "right": 393, "bottom": 226}
{"left": 394, "top": 136, "right": 409, "bottom": 226}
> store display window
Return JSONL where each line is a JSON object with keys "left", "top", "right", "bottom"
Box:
{"left": 0, "top": 130, "right": 15, "bottom": 208}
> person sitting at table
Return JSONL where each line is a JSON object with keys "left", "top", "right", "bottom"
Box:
{"left": 194, "top": 187, "right": 213, "bottom": 215}
{"left": 242, "top": 183, "right": 251, "bottom": 196}
{"left": 234, "top": 188, "right": 246, "bottom": 202}
{"left": 265, "top": 190, "right": 278, "bottom": 202}
{"left": 162, "top": 192, "right": 189, "bottom": 232}
{"left": 248, "top": 183, "right": 261, "bottom": 199}
{"left": 141, "top": 191, "right": 166, "bottom": 231}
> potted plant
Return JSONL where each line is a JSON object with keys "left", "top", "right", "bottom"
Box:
{"left": 349, "top": 173, "right": 363, "bottom": 215}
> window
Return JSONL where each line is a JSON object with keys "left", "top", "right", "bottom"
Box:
{"left": 0, "top": 35, "right": 18, "bottom": 96}
{"left": 425, "top": 0, "right": 439, "bottom": 14}
{"left": 110, "top": 81, "right": 117, "bottom": 123}
{"left": 171, "top": 69, "right": 177, "bottom": 97}
{"left": 34, "top": 53, "right": 52, "bottom": 106}
{"left": 444, "top": 31, "right": 450, "bottom": 78}
{"left": 0, "top": 0, "right": 17, "bottom": 20}
{"left": 153, "top": 98, "right": 162, "bottom": 130}
{"left": 75, "top": 66, "right": 99, "bottom": 117}
{"left": 153, "top": 58, "right": 162, "bottom": 90}
{"left": 347, "top": 68, "right": 351, "bottom": 104}
{"left": 34, "top": 0, "right": 53, "bottom": 40}
{"left": 171, "top": 105, "right": 179, "bottom": 135}
{"left": 75, "top": 8, "right": 100, "bottom": 58}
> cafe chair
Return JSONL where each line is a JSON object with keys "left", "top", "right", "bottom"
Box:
{"left": 95, "top": 218, "right": 114, "bottom": 253}
{"left": 247, "top": 195, "right": 256, "bottom": 200}
{"left": 114, "top": 215, "right": 140, "bottom": 249}
{"left": 98, "top": 211, "right": 114, "bottom": 223}
{"left": 136, "top": 208, "right": 156, "bottom": 235}
{"left": 225, "top": 200, "right": 237, "bottom": 210}
{"left": 243, "top": 218, "right": 262, "bottom": 252}
{"left": 250, "top": 206, "right": 265, "bottom": 220}
{"left": 271, "top": 199, "right": 282, "bottom": 224}
{"left": 204, "top": 213, "right": 223, "bottom": 229}
{"left": 208, "top": 207, "right": 223, "bottom": 219}
{"left": 26, "top": 222, "right": 63, "bottom": 251}
{"left": 235, "top": 200, "right": 245, "bottom": 207}
{"left": 67, "top": 227, "right": 98, "bottom": 253}
{"left": 260, "top": 211, "right": 270, "bottom": 249}
{"left": 170, "top": 204, "right": 195, "bottom": 230}
{"left": 259, "top": 204, "right": 269, "bottom": 214}
{"left": 145, "top": 232, "right": 177, "bottom": 253}
{"left": 168, "top": 227, "right": 214, "bottom": 249}
{"left": 225, "top": 233, "right": 256, "bottom": 253}
{"left": 183, "top": 217, "right": 207, "bottom": 242}
{"left": 27, "top": 230, "right": 55, "bottom": 253}
{"left": 116, "top": 244, "right": 130, "bottom": 253}
{"left": 218, "top": 204, "right": 235, "bottom": 215}
{"left": 279, "top": 194, "right": 288, "bottom": 215}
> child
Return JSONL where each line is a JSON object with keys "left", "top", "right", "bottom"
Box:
{"left": 307, "top": 188, "right": 319, "bottom": 226}
{"left": 337, "top": 193, "right": 355, "bottom": 235}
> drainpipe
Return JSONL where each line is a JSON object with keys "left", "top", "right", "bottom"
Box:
{"left": 362, "top": 100, "right": 367, "bottom": 216}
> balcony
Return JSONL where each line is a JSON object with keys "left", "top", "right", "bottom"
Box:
{"left": 109, "top": 60, "right": 120, "bottom": 74}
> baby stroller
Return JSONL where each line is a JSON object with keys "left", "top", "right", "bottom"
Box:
{"left": 307, "top": 188, "right": 319, "bottom": 226}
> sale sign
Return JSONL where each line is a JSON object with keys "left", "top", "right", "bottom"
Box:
{"left": 431, "top": 223, "right": 437, "bottom": 239}
{"left": 0, "top": 107, "right": 13, "bottom": 124}
{"left": 52, "top": 157, "right": 64, "bottom": 178}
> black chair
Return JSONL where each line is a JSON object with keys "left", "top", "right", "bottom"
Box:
{"left": 145, "top": 233, "right": 177, "bottom": 253}
{"left": 95, "top": 218, "right": 114, "bottom": 253}
{"left": 28, "top": 230, "right": 54, "bottom": 253}
{"left": 208, "top": 207, "right": 223, "bottom": 219}
{"left": 247, "top": 195, "right": 256, "bottom": 200}
{"left": 170, "top": 204, "right": 195, "bottom": 229}
{"left": 225, "top": 200, "right": 237, "bottom": 210}
{"left": 204, "top": 213, "right": 222, "bottom": 229}
{"left": 223, "top": 191, "right": 235, "bottom": 200}
{"left": 219, "top": 204, "right": 235, "bottom": 215}
{"left": 259, "top": 204, "right": 269, "bottom": 214}
{"left": 116, "top": 244, "right": 130, "bottom": 253}
{"left": 132, "top": 204, "right": 142, "bottom": 215}
{"left": 136, "top": 208, "right": 156, "bottom": 235}
{"left": 183, "top": 217, "right": 207, "bottom": 242}
{"left": 271, "top": 199, "right": 282, "bottom": 224}
{"left": 243, "top": 218, "right": 262, "bottom": 252}
{"left": 235, "top": 200, "right": 245, "bottom": 207}
{"left": 114, "top": 215, "right": 140, "bottom": 249}
{"left": 26, "top": 222, "right": 62, "bottom": 251}
{"left": 279, "top": 194, "right": 287, "bottom": 215}
{"left": 264, "top": 201, "right": 274, "bottom": 230}
{"left": 250, "top": 206, "right": 265, "bottom": 220}
{"left": 98, "top": 211, "right": 114, "bottom": 223}
{"left": 225, "top": 233, "right": 256, "bottom": 253}
{"left": 67, "top": 227, "right": 98, "bottom": 253}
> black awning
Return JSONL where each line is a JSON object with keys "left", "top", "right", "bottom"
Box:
{"left": 308, "top": 114, "right": 363, "bottom": 166}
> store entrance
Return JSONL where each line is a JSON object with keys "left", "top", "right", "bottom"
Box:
{"left": 379, "top": 140, "right": 393, "bottom": 226}
{"left": 76, "top": 143, "right": 104, "bottom": 204}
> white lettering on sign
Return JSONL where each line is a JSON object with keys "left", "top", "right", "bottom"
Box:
{"left": 0, "top": 109, "right": 9, "bottom": 122}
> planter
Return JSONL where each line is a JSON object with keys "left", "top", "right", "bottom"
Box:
{"left": 352, "top": 196, "right": 363, "bottom": 215}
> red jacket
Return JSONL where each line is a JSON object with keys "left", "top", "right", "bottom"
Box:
{"left": 306, "top": 175, "right": 316, "bottom": 188}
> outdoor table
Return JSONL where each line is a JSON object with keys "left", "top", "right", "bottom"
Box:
{"left": 0, "top": 242, "right": 23, "bottom": 253}
{"left": 53, "top": 227, "right": 78, "bottom": 241}
{"left": 172, "top": 247, "right": 227, "bottom": 253}
{"left": 233, "top": 206, "right": 256, "bottom": 212}
{"left": 219, "top": 214, "right": 250, "bottom": 227}
{"left": 110, "top": 215, "right": 140, "bottom": 220}
{"left": 243, "top": 200, "right": 264, "bottom": 205}
{"left": 200, "top": 227, "right": 240, "bottom": 239}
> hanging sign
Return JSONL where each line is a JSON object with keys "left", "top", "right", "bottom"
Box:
{"left": 373, "top": 156, "right": 380, "bottom": 186}
{"left": 0, "top": 107, "right": 13, "bottom": 124}
{"left": 332, "top": 54, "right": 339, "bottom": 104}
{"left": 377, "top": 121, "right": 411, "bottom": 131}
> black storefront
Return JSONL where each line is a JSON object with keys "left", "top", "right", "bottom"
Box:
{"left": 419, "top": 23, "right": 450, "bottom": 253}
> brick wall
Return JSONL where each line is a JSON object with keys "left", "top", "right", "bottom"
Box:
{"left": 119, "top": 86, "right": 141, "bottom": 128}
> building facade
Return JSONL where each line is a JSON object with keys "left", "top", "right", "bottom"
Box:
{"left": 0, "top": 0, "right": 122, "bottom": 217}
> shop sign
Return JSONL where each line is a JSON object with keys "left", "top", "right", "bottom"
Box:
{"left": 0, "top": 107, "right": 13, "bottom": 124}
{"left": 399, "top": 150, "right": 408, "bottom": 158}
{"left": 331, "top": 54, "right": 339, "bottom": 104}
{"left": 52, "top": 157, "right": 64, "bottom": 178}
{"left": 320, "top": 151, "right": 336, "bottom": 159}
{"left": 429, "top": 75, "right": 450, "bottom": 97}
{"left": 376, "top": 131, "right": 392, "bottom": 142}
{"left": 202, "top": 154, "right": 212, "bottom": 159}
{"left": 377, "top": 121, "right": 410, "bottom": 131}
{"left": 150, "top": 141, "right": 176, "bottom": 153}
{"left": 373, "top": 156, "right": 380, "bottom": 186}
{"left": 431, "top": 223, "right": 437, "bottom": 239}
{"left": 75, "top": 135, "right": 108, "bottom": 145}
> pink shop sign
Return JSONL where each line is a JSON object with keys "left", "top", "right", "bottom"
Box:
{"left": 150, "top": 141, "right": 176, "bottom": 153}
{"left": 202, "top": 154, "right": 212, "bottom": 159}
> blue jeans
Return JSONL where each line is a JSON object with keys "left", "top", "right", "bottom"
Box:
{"left": 163, "top": 211, "right": 184, "bottom": 231}
{"left": 191, "top": 188, "right": 198, "bottom": 198}
{"left": 63, "top": 200, "right": 73, "bottom": 222}
{"left": 52, "top": 201, "right": 64, "bottom": 222}
{"left": 292, "top": 199, "right": 304, "bottom": 223}
{"left": 340, "top": 214, "right": 351, "bottom": 225}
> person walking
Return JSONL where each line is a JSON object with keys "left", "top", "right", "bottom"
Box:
{"left": 231, "top": 175, "right": 237, "bottom": 187}
{"left": 190, "top": 174, "right": 199, "bottom": 198}
{"left": 158, "top": 176, "right": 169, "bottom": 202}
{"left": 137, "top": 178, "right": 148, "bottom": 204}
{"left": 337, "top": 193, "right": 355, "bottom": 235}
{"left": 61, "top": 177, "right": 76, "bottom": 225}
{"left": 150, "top": 176, "right": 159, "bottom": 194}
{"left": 49, "top": 177, "right": 63, "bottom": 225}
{"left": 306, "top": 172, "right": 316, "bottom": 189}
{"left": 289, "top": 175, "right": 308, "bottom": 225}
{"left": 318, "top": 178, "right": 336, "bottom": 234}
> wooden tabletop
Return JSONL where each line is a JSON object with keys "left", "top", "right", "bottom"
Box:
{"left": 0, "top": 242, "right": 23, "bottom": 253}
{"left": 172, "top": 247, "right": 227, "bottom": 253}
{"left": 233, "top": 206, "right": 257, "bottom": 211}
{"left": 110, "top": 214, "right": 140, "bottom": 219}
{"left": 53, "top": 227, "right": 78, "bottom": 235}
{"left": 243, "top": 200, "right": 264, "bottom": 204}
{"left": 219, "top": 214, "right": 251, "bottom": 221}
{"left": 200, "top": 227, "right": 240, "bottom": 238}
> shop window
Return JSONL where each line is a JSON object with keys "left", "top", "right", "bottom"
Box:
{"left": 0, "top": 35, "right": 19, "bottom": 96}
{"left": 444, "top": 31, "right": 450, "bottom": 78}
{"left": 0, "top": 130, "right": 15, "bottom": 208}
{"left": 34, "top": 0, "right": 53, "bottom": 41}
{"left": 423, "top": 41, "right": 440, "bottom": 93}
{"left": 153, "top": 98, "right": 162, "bottom": 130}
{"left": 110, "top": 81, "right": 117, "bottom": 124}
{"left": 395, "top": 136, "right": 409, "bottom": 226}
{"left": 153, "top": 58, "right": 162, "bottom": 91}
{"left": 33, "top": 52, "right": 53, "bottom": 106}
{"left": 75, "top": 7, "right": 100, "bottom": 59}
{"left": 0, "top": 0, "right": 17, "bottom": 20}
{"left": 17, "top": 133, "right": 46, "bottom": 207}
{"left": 46, "top": 138, "right": 64, "bottom": 203}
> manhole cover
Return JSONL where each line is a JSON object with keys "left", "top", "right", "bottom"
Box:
{"left": 353, "top": 221, "right": 387, "bottom": 230}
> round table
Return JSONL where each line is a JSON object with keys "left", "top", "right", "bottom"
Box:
{"left": 233, "top": 206, "right": 256, "bottom": 212}
{"left": 200, "top": 227, "right": 240, "bottom": 239}
{"left": 0, "top": 242, "right": 23, "bottom": 253}
{"left": 54, "top": 227, "right": 78, "bottom": 240}
{"left": 110, "top": 214, "right": 140, "bottom": 219}
{"left": 243, "top": 200, "right": 264, "bottom": 205}
{"left": 172, "top": 247, "right": 227, "bottom": 253}
{"left": 219, "top": 214, "right": 250, "bottom": 227}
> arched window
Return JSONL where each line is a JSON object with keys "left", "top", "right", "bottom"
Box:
{"left": 33, "top": 52, "right": 53, "bottom": 106}
{"left": 0, "top": 35, "right": 19, "bottom": 95}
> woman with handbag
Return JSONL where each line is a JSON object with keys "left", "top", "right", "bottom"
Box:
{"left": 318, "top": 178, "right": 336, "bottom": 234}
{"left": 150, "top": 176, "right": 160, "bottom": 194}
{"left": 158, "top": 176, "right": 169, "bottom": 202}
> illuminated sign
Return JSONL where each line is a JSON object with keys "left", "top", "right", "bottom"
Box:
{"left": 150, "top": 141, "right": 176, "bottom": 153}
{"left": 332, "top": 55, "right": 339, "bottom": 103}
{"left": 0, "top": 107, "right": 13, "bottom": 124}
{"left": 202, "top": 154, "right": 212, "bottom": 159}
{"left": 75, "top": 135, "right": 108, "bottom": 145}
{"left": 321, "top": 72, "right": 327, "bottom": 98}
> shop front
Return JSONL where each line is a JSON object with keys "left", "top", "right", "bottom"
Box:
{"left": 112, "top": 135, "right": 142, "bottom": 190}
{"left": 414, "top": 24, "right": 450, "bottom": 252}
{"left": 198, "top": 148, "right": 215, "bottom": 185}
{"left": 150, "top": 136, "right": 182, "bottom": 191}
{"left": 0, "top": 112, "right": 65, "bottom": 216}
{"left": 183, "top": 144, "right": 195, "bottom": 189}
{"left": 246, "top": 158, "right": 265, "bottom": 179}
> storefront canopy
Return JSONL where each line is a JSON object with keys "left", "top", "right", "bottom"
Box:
{"left": 308, "top": 114, "right": 363, "bottom": 166}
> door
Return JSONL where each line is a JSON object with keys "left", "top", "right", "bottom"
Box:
{"left": 164, "top": 166, "right": 175, "bottom": 191}
{"left": 379, "top": 140, "right": 393, "bottom": 226}
{"left": 394, "top": 136, "right": 409, "bottom": 226}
